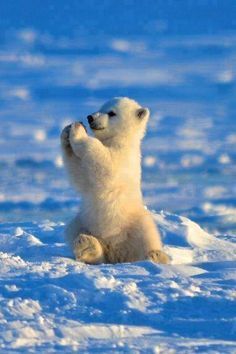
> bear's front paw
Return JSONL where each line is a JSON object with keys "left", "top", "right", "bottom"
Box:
{"left": 69, "top": 122, "right": 87, "bottom": 143}
{"left": 74, "top": 234, "right": 105, "bottom": 265}
{"left": 61, "top": 124, "right": 73, "bottom": 154}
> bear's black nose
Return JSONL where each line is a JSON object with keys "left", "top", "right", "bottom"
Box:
{"left": 87, "top": 115, "right": 94, "bottom": 124}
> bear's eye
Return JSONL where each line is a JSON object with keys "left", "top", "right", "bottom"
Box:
{"left": 107, "top": 111, "right": 116, "bottom": 117}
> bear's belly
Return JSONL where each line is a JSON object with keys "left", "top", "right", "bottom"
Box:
{"left": 80, "top": 192, "right": 142, "bottom": 238}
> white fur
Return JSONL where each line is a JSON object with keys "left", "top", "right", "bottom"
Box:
{"left": 61, "top": 97, "right": 169, "bottom": 264}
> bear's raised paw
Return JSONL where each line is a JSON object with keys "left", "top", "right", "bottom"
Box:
{"left": 70, "top": 122, "right": 87, "bottom": 143}
{"left": 61, "top": 124, "right": 72, "bottom": 153}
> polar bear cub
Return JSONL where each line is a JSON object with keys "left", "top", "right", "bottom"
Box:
{"left": 61, "top": 97, "right": 169, "bottom": 264}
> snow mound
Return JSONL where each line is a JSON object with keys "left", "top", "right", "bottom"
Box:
{"left": 155, "top": 211, "right": 236, "bottom": 264}
{"left": 0, "top": 213, "right": 235, "bottom": 352}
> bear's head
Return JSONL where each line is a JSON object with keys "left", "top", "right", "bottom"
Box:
{"left": 87, "top": 97, "right": 150, "bottom": 143}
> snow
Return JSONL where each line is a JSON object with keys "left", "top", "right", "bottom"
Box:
{"left": 0, "top": 0, "right": 236, "bottom": 352}
{"left": 0, "top": 214, "right": 235, "bottom": 352}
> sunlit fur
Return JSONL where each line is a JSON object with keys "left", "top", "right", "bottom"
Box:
{"left": 61, "top": 97, "right": 169, "bottom": 264}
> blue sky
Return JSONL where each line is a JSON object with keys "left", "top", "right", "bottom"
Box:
{"left": 1, "top": 0, "right": 236, "bottom": 39}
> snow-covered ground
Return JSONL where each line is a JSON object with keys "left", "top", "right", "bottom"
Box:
{"left": 0, "top": 1, "right": 236, "bottom": 352}
{"left": 0, "top": 214, "right": 235, "bottom": 352}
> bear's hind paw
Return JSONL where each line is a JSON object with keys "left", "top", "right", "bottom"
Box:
{"left": 147, "top": 250, "right": 170, "bottom": 264}
{"left": 74, "top": 234, "right": 105, "bottom": 265}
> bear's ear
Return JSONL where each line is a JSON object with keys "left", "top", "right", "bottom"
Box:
{"left": 136, "top": 107, "right": 150, "bottom": 120}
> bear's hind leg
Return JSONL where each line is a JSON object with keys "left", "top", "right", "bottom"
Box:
{"left": 74, "top": 234, "right": 106, "bottom": 265}
{"left": 128, "top": 212, "right": 170, "bottom": 264}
